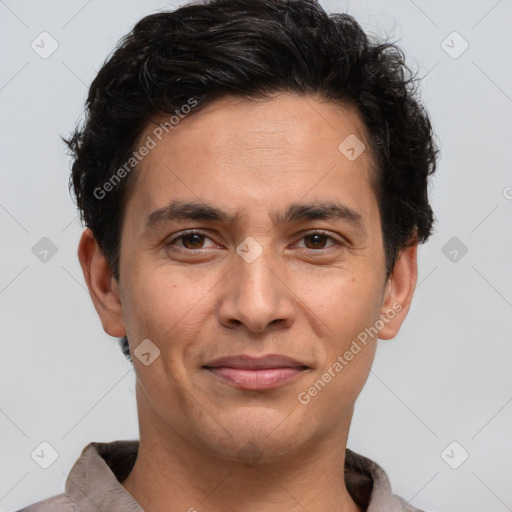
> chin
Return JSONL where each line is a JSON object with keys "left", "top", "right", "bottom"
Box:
{"left": 197, "top": 410, "right": 308, "bottom": 464}
{"left": 208, "top": 434, "right": 300, "bottom": 467}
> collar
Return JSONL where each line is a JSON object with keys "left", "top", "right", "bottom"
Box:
{"left": 65, "top": 440, "right": 421, "bottom": 512}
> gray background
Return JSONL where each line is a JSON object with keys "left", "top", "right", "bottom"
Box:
{"left": 1, "top": 0, "right": 511, "bottom": 511}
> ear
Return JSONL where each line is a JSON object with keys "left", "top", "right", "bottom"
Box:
{"left": 77, "top": 228, "right": 126, "bottom": 337}
{"left": 377, "top": 238, "right": 418, "bottom": 340}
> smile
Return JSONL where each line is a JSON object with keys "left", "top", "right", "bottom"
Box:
{"left": 203, "top": 354, "right": 309, "bottom": 390}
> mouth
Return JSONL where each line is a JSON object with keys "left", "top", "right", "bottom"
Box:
{"left": 203, "top": 354, "right": 310, "bottom": 390}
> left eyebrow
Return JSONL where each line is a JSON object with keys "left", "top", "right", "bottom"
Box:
{"left": 145, "top": 199, "right": 366, "bottom": 235}
{"left": 270, "top": 201, "right": 366, "bottom": 235}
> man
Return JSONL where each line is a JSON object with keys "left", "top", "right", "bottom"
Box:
{"left": 18, "top": 0, "right": 438, "bottom": 510}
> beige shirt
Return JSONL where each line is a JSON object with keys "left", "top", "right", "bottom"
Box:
{"left": 16, "top": 440, "right": 425, "bottom": 512}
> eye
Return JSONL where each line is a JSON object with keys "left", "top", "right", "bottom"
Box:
{"left": 296, "top": 231, "right": 344, "bottom": 251}
{"left": 165, "top": 229, "right": 345, "bottom": 253}
{"left": 166, "top": 230, "right": 216, "bottom": 251}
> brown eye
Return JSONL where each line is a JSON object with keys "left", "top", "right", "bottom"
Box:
{"left": 303, "top": 233, "right": 329, "bottom": 249}
{"left": 179, "top": 233, "right": 206, "bottom": 250}
{"left": 298, "top": 231, "right": 341, "bottom": 251}
{"left": 166, "top": 230, "right": 216, "bottom": 251}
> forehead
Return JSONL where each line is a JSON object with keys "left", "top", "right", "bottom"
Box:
{"left": 124, "top": 93, "right": 378, "bottom": 231}
{"left": 143, "top": 93, "right": 373, "bottom": 164}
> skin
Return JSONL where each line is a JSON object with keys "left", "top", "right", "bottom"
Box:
{"left": 78, "top": 93, "right": 418, "bottom": 512}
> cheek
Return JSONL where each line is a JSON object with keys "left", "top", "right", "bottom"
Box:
{"left": 298, "top": 266, "right": 382, "bottom": 336}
{"left": 299, "top": 302, "right": 379, "bottom": 416}
{"left": 121, "top": 265, "right": 218, "bottom": 349}
{"left": 302, "top": 268, "right": 382, "bottom": 377}
{"left": 333, "top": 341, "right": 377, "bottom": 408}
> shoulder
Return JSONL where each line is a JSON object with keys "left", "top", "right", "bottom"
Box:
{"left": 15, "top": 493, "right": 76, "bottom": 512}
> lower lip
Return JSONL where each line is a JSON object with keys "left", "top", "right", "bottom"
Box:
{"left": 206, "top": 367, "right": 306, "bottom": 390}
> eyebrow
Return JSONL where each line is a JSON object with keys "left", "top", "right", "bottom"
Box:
{"left": 145, "top": 199, "right": 366, "bottom": 234}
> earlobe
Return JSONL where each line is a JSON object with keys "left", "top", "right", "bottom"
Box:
{"left": 77, "top": 228, "right": 126, "bottom": 337}
{"left": 377, "top": 240, "right": 418, "bottom": 340}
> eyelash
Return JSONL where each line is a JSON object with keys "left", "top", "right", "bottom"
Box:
{"left": 166, "top": 229, "right": 345, "bottom": 252}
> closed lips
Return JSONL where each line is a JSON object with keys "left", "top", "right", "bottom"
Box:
{"left": 203, "top": 355, "right": 310, "bottom": 390}
{"left": 203, "top": 354, "right": 309, "bottom": 370}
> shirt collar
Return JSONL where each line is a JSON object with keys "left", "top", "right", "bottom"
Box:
{"left": 64, "top": 440, "right": 420, "bottom": 512}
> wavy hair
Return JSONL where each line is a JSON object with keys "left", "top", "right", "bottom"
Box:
{"left": 64, "top": 0, "right": 439, "bottom": 362}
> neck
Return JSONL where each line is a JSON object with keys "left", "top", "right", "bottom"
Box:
{"left": 121, "top": 386, "right": 362, "bottom": 512}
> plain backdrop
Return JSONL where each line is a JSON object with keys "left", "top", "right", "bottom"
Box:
{"left": 1, "top": 1, "right": 511, "bottom": 511}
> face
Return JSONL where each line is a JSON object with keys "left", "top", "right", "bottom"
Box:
{"left": 81, "top": 93, "right": 417, "bottom": 464}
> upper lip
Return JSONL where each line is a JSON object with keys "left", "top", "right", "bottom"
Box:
{"left": 204, "top": 354, "right": 308, "bottom": 370}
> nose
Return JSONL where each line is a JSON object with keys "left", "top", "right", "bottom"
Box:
{"left": 218, "top": 248, "right": 296, "bottom": 334}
